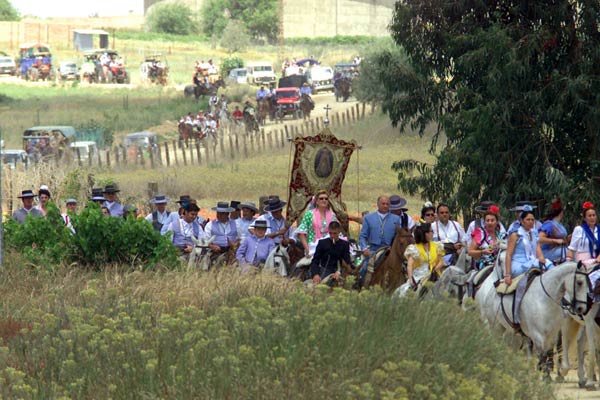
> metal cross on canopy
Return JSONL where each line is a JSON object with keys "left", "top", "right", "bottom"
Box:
{"left": 323, "top": 104, "right": 332, "bottom": 127}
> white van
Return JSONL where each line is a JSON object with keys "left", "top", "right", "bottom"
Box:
{"left": 70, "top": 141, "right": 98, "bottom": 160}
{"left": 246, "top": 62, "right": 276, "bottom": 86}
{"left": 308, "top": 65, "right": 334, "bottom": 93}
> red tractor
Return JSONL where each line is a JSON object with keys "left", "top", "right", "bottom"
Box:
{"left": 275, "top": 87, "right": 302, "bottom": 120}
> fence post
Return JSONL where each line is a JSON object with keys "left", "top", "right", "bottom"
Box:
{"left": 219, "top": 136, "right": 225, "bottom": 156}
{"left": 284, "top": 124, "right": 289, "bottom": 138}
{"left": 235, "top": 132, "right": 240, "bottom": 155}
{"left": 165, "top": 142, "right": 170, "bottom": 167}
{"left": 138, "top": 147, "right": 145, "bottom": 167}
{"left": 361, "top": 103, "right": 366, "bottom": 119}
{"left": 123, "top": 145, "right": 128, "bottom": 166}
{"left": 346, "top": 109, "right": 351, "bottom": 124}
{"left": 106, "top": 149, "right": 110, "bottom": 168}
{"left": 88, "top": 151, "right": 93, "bottom": 167}
{"left": 181, "top": 143, "right": 188, "bottom": 166}
{"left": 114, "top": 146, "right": 119, "bottom": 166}
{"left": 229, "top": 135, "right": 235, "bottom": 159}
{"left": 243, "top": 135, "right": 248, "bottom": 158}
{"left": 335, "top": 112, "right": 341, "bottom": 126}
{"left": 351, "top": 106, "right": 356, "bottom": 122}
{"left": 196, "top": 141, "right": 202, "bottom": 164}
{"left": 261, "top": 129, "right": 266, "bottom": 150}
{"left": 204, "top": 140, "right": 210, "bottom": 164}
{"left": 149, "top": 145, "right": 155, "bottom": 169}
{"left": 97, "top": 148, "right": 102, "bottom": 167}
{"left": 172, "top": 140, "right": 179, "bottom": 166}
{"left": 189, "top": 141, "right": 194, "bottom": 164}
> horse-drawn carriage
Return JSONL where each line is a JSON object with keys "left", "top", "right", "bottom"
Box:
{"left": 81, "top": 49, "right": 130, "bottom": 84}
{"left": 140, "top": 54, "right": 168, "bottom": 85}
{"left": 19, "top": 43, "right": 54, "bottom": 81}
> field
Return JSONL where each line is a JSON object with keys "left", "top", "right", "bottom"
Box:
{"left": 0, "top": 36, "right": 562, "bottom": 399}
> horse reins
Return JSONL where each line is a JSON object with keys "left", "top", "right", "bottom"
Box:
{"left": 539, "top": 263, "right": 591, "bottom": 317}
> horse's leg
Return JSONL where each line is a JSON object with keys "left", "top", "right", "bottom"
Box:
{"left": 577, "top": 326, "right": 589, "bottom": 388}
{"left": 558, "top": 318, "right": 580, "bottom": 381}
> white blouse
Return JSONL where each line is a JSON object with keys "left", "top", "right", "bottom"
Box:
{"left": 568, "top": 225, "right": 599, "bottom": 254}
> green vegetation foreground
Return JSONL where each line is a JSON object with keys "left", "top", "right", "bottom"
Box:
{"left": 0, "top": 263, "right": 553, "bottom": 399}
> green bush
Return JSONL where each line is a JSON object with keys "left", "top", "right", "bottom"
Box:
{"left": 0, "top": 284, "right": 554, "bottom": 399}
{"left": 222, "top": 83, "right": 256, "bottom": 103}
{"left": 221, "top": 56, "right": 245, "bottom": 78}
{"left": 3, "top": 203, "right": 178, "bottom": 269}
{"left": 145, "top": 2, "right": 197, "bottom": 35}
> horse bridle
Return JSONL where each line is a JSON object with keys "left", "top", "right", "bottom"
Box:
{"left": 273, "top": 245, "right": 290, "bottom": 273}
{"left": 540, "top": 262, "right": 591, "bottom": 317}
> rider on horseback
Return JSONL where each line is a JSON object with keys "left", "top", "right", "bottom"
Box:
{"left": 255, "top": 86, "right": 269, "bottom": 108}
{"left": 299, "top": 83, "right": 315, "bottom": 108}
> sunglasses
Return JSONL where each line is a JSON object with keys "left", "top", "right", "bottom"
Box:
{"left": 425, "top": 213, "right": 435, "bottom": 217}
{"left": 318, "top": 197, "right": 329, "bottom": 200}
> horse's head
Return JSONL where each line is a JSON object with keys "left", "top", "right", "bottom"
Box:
{"left": 266, "top": 244, "right": 291, "bottom": 276}
{"left": 563, "top": 261, "right": 593, "bottom": 316}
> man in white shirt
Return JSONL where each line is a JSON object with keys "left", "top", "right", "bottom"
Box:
{"left": 145, "top": 194, "right": 172, "bottom": 233}
{"left": 257, "top": 196, "right": 296, "bottom": 246}
{"left": 204, "top": 201, "right": 238, "bottom": 253}
{"left": 432, "top": 203, "right": 466, "bottom": 265}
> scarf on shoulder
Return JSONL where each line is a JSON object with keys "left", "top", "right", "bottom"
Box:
{"left": 416, "top": 242, "right": 438, "bottom": 273}
{"left": 581, "top": 223, "right": 600, "bottom": 258}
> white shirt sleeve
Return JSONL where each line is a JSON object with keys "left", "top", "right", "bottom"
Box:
{"left": 204, "top": 221, "right": 214, "bottom": 236}
{"left": 568, "top": 226, "right": 584, "bottom": 252}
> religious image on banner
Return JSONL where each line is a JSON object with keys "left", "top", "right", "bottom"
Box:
{"left": 286, "top": 126, "right": 358, "bottom": 233}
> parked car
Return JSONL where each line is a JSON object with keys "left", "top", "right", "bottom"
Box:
{"left": 275, "top": 87, "right": 302, "bottom": 120}
{"left": 57, "top": 61, "right": 80, "bottom": 81}
{"left": 307, "top": 65, "right": 334, "bottom": 93}
{"left": 1, "top": 149, "right": 28, "bottom": 168}
{"left": 124, "top": 131, "right": 157, "bottom": 149}
{"left": 227, "top": 68, "right": 247, "bottom": 84}
{"left": 246, "top": 62, "right": 276, "bottom": 86}
{"left": 0, "top": 56, "right": 16, "bottom": 75}
{"left": 70, "top": 141, "right": 98, "bottom": 160}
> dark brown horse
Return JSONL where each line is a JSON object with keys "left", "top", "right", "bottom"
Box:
{"left": 363, "top": 227, "right": 414, "bottom": 292}
{"left": 336, "top": 78, "right": 351, "bottom": 102}
{"left": 299, "top": 94, "right": 314, "bottom": 119}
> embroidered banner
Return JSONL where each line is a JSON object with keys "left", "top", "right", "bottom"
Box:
{"left": 286, "top": 127, "right": 358, "bottom": 233}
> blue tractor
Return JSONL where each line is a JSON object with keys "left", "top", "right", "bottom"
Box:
{"left": 19, "top": 43, "right": 54, "bottom": 81}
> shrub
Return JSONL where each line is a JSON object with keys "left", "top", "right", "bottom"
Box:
{"left": 3, "top": 203, "right": 179, "bottom": 269}
{"left": 221, "top": 83, "right": 256, "bottom": 103}
{"left": 145, "top": 2, "right": 196, "bottom": 35}
{"left": 221, "top": 56, "right": 245, "bottom": 78}
{"left": 220, "top": 20, "right": 251, "bottom": 54}
{"left": 0, "top": 276, "right": 555, "bottom": 399}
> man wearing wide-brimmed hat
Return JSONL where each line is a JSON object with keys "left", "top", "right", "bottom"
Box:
{"left": 145, "top": 194, "right": 172, "bottom": 232}
{"left": 103, "top": 184, "right": 124, "bottom": 217}
{"left": 236, "top": 201, "right": 258, "bottom": 242}
{"left": 229, "top": 200, "right": 241, "bottom": 221}
{"left": 90, "top": 188, "right": 106, "bottom": 204}
{"left": 12, "top": 189, "right": 44, "bottom": 224}
{"left": 163, "top": 203, "right": 207, "bottom": 257}
{"left": 507, "top": 201, "right": 542, "bottom": 234}
{"left": 389, "top": 194, "right": 414, "bottom": 231}
{"left": 205, "top": 201, "right": 239, "bottom": 254}
{"left": 236, "top": 219, "right": 275, "bottom": 273}
{"left": 256, "top": 195, "right": 295, "bottom": 246}
{"left": 465, "top": 200, "right": 506, "bottom": 245}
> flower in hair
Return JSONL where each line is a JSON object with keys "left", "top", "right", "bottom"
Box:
{"left": 583, "top": 201, "right": 594, "bottom": 210}
{"left": 551, "top": 196, "right": 562, "bottom": 211}
{"left": 489, "top": 205, "right": 500, "bottom": 214}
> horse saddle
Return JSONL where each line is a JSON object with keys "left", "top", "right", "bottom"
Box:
{"left": 495, "top": 267, "right": 542, "bottom": 295}
{"left": 367, "top": 246, "right": 391, "bottom": 273}
{"left": 466, "top": 265, "right": 494, "bottom": 299}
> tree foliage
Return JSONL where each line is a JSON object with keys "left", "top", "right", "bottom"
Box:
{"left": 0, "top": 0, "right": 19, "bottom": 21}
{"left": 383, "top": 0, "right": 600, "bottom": 222}
{"left": 220, "top": 20, "right": 251, "bottom": 54}
{"left": 221, "top": 56, "right": 244, "bottom": 78}
{"left": 201, "top": 0, "right": 278, "bottom": 43}
{"left": 145, "top": 2, "right": 196, "bottom": 36}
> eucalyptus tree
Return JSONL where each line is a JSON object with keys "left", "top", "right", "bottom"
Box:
{"left": 380, "top": 0, "right": 600, "bottom": 222}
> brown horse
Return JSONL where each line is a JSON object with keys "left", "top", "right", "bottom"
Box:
{"left": 299, "top": 94, "right": 314, "bottom": 119}
{"left": 257, "top": 99, "right": 270, "bottom": 125}
{"left": 336, "top": 78, "right": 351, "bottom": 102}
{"left": 363, "top": 227, "right": 414, "bottom": 292}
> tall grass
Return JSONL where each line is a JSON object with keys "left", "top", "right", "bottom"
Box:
{"left": 0, "top": 263, "right": 553, "bottom": 399}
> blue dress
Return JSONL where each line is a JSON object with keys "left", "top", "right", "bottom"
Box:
{"left": 538, "top": 220, "right": 568, "bottom": 262}
{"left": 510, "top": 227, "right": 540, "bottom": 277}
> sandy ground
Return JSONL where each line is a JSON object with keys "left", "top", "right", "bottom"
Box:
{"left": 557, "top": 370, "right": 600, "bottom": 399}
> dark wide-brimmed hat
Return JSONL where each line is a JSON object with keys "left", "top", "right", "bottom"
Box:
{"left": 212, "top": 201, "right": 235, "bottom": 212}
{"left": 176, "top": 195, "right": 192, "bottom": 204}
{"left": 263, "top": 196, "right": 287, "bottom": 212}
{"left": 474, "top": 200, "right": 495, "bottom": 213}
{"left": 230, "top": 200, "right": 241, "bottom": 209}
{"left": 509, "top": 201, "right": 538, "bottom": 212}
{"left": 238, "top": 201, "right": 258, "bottom": 213}
{"left": 150, "top": 194, "right": 171, "bottom": 204}
{"left": 17, "top": 190, "right": 35, "bottom": 198}
{"left": 103, "top": 184, "right": 120, "bottom": 194}
{"left": 90, "top": 187, "right": 105, "bottom": 202}
{"left": 251, "top": 220, "right": 269, "bottom": 229}
{"left": 389, "top": 195, "right": 408, "bottom": 211}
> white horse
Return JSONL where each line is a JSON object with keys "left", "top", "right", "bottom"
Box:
{"left": 263, "top": 244, "right": 290, "bottom": 277}
{"left": 188, "top": 235, "right": 216, "bottom": 271}
{"left": 476, "top": 261, "right": 590, "bottom": 378}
